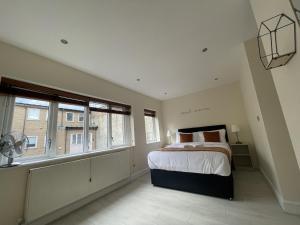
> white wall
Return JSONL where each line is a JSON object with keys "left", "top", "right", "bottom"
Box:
{"left": 239, "top": 41, "right": 280, "bottom": 194}
{"left": 0, "top": 40, "right": 164, "bottom": 225}
{"left": 239, "top": 37, "right": 300, "bottom": 214}
{"left": 250, "top": 0, "right": 300, "bottom": 169}
{"left": 162, "top": 82, "right": 257, "bottom": 167}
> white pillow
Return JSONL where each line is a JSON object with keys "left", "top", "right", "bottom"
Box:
{"left": 218, "top": 129, "right": 227, "bottom": 143}
{"left": 193, "top": 131, "right": 205, "bottom": 142}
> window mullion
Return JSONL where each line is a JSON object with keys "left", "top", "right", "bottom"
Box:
{"left": 83, "top": 107, "right": 89, "bottom": 152}
{"left": 154, "top": 117, "right": 160, "bottom": 142}
{"left": 124, "top": 115, "right": 131, "bottom": 146}
{"left": 47, "top": 102, "right": 58, "bottom": 157}
{"left": 108, "top": 113, "right": 112, "bottom": 149}
{"left": 153, "top": 117, "right": 157, "bottom": 142}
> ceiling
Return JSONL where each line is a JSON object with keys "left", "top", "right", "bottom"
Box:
{"left": 0, "top": 0, "right": 257, "bottom": 100}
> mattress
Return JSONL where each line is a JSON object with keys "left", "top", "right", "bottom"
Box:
{"left": 148, "top": 142, "right": 231, "bottom": 176}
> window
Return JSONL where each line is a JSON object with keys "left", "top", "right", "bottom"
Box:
{"left": 71, "top": 134, "right": 77, "bottom": 144}
{"left": 89, "top": 111, "right": 108, "bottom": 151}
{"left": 10, "top": 97, "right": 49, "bottom": 158}
{"left": 111, "top": 113, "right": 125, "bottom": 146}
{"left": 71, "top": 133, "right": 83, "bottom": 145}
{"left": 27, "top": 108, "right": 40, "bottom": 120}
{"left": 78, "top": 113, "right": 84, "bottom": 122}
{"left": 89, "top": 101, "right": 130, "bottom": 150}
{"left": 145, "top": 116, "right": 155, "bottom": 142}
{"left": 0, "top": 77, "right": 133, "bottom": 163}
{"left": 66, "top": 112, "right": 74, "bottom": 122}
{"left": 77, "top": 133, "right": 82, "bottom": 144}
{"left": 57, "top": 103, "right": 85, "bottom": 155}
{"left": 26, "top": 136, "right": 38, "bottom": 149}
{"left": 144, "top": 109, "right": 159, "bottom": 143}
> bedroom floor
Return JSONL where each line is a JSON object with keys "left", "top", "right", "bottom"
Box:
{"left": 49, "top": 170, "right": 300, "bottom": 225}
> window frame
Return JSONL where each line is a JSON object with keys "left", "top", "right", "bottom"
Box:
{"left": 70, "top": 133, "right": 83, "bottom": 145}
{"left": 66, "top": 112, "right": 74, "bottom": 122}
{"left": 78, "top": 113, "right": 84, "bottom": 122}
{"left": 1, "top": 97, "right": 132, "bottom": 163}
{"left": 144, "top": 109, "right": 159, "bottom": 144}
{"left": 0, "top": 77, "right": 134, "bottom": 164}
{"left": 26, "top": 136, "right": 38, "bottom": 149}
{"left": 88, "top": 133, "right": 93, "bottom": 150}
{"left": 7, "top": 97, "right": 51, "bottom": 161}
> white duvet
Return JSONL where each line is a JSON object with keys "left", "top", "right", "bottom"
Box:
{"left": 148, "top": 142, "right": 231, "bottom": 176}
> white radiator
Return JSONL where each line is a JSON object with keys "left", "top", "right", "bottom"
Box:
{"left": 25, "top": 149, "right": 130, "bottom": 223}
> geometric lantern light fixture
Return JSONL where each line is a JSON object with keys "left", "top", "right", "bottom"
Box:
{"left": 257, "top": 13, "right": 296, "bottom": 70}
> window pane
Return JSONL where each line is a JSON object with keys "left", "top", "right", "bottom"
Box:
{"left": 27, "top": 136, "right": 38, "bottom": 148}
{"left": 71, "top": 134, "right": 76, "bottom": 145}
{"left": 89, "top": 111, "right": 108, "bottom": 151}
{"left": 89, "top": 102, "right": 108, "bottom": 109}
{"left": 111, "top": 106, "right": 124, "bottom": 112}
{"left": 66, "top": 112, "right": 74, "bottom": 122}
{"left": 145, "top": 116, "right": 155, "bottom": 142}
{"left": 11, "top": 97, "right": 49, "bottom": 158}
{"left": 27, "top": 108, "right": 40, "bottom": 120}
{"left": 78, "top": 113, "right": 84, "bottom": 122}
{"left": 112, "top": 114, "right": 125, "bottom": 146}
{"left": 77, "top": 133, "right": 82, "bottom": 144}
{"left": 56, "top": 103, "right": 85, "bottom": 155}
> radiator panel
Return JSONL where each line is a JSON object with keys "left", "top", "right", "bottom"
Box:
{"left": 90, "top": 149, "right": 130, "bottom": 192}
{"left": 25, "top": 149, "right": 130, "bottom": 223}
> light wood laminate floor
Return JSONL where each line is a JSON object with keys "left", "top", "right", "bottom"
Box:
{"left": 49, "top": 171, "right": 300, "bottom": 225}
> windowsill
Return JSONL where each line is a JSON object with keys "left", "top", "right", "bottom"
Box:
{"left": 7, "top": 146, "right": 133, "bottom": 168}
{"left": 146, "top": 140, "right": 161, "bottom": 144}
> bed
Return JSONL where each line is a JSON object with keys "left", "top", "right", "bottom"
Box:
{"left": 148, "top": 124, "right": 234, "bottom": 200}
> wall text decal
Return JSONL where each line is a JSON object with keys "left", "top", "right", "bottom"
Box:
{"left": 180, "top": 107, "right": 210, "bottom": 115}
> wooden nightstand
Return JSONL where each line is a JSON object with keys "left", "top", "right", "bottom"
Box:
{"left": 230, "top": 144, "right": 253, "bottom": 168}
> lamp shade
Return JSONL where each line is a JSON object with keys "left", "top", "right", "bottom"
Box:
{"left": 231, "top": 125, "right": 240, "bottom": 133}
{"left": 166, "top": 130, "right": 171, "bottom": 137}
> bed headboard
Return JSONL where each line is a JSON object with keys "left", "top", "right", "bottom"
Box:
{"left": 178, "top": 124, "right": 229, "bottom": 142}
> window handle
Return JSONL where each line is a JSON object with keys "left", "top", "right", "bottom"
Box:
{"left": 48, "top": 138, "right": 52, "bottom": 149}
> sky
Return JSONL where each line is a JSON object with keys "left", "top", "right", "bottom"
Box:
{"left": 15, "top": 97, "right": 85, "bottom": 111}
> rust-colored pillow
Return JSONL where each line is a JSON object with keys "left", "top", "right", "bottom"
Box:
{"left": 179, "top": 133, "right": 193, "bottom": 143}
{"left": 203, "top": 131, "right": 220, "bottom": 142}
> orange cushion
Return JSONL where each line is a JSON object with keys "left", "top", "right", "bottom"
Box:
{"left": 203, "top": 131, "right": 220, "bottom": 142}
{"left": 179, "top": 133, "right": 193, "bottom": 143}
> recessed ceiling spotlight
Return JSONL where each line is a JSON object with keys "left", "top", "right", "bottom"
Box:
{"left": 60, "top": 39, "right": 68, "bottom": 45}
{"left": 202, "top": 47, "right": 208, "bottom": 53}
{"left": 136, "top": 78, "right": 141, "bottom": 82}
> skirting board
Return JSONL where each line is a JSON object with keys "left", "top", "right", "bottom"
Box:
{"left": 260, "top": 168, "right": 300, "bottom": 215}
{"left": 24, "top": 168, "right": 150, "bottom": 225}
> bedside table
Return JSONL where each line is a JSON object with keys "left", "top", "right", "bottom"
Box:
{"left": 230, "top": 144, "right": 253, "bottom": 168}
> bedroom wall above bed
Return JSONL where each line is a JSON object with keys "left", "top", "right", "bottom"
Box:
{"left": 162, "top": 82, "right": 257, "bottom": 167}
